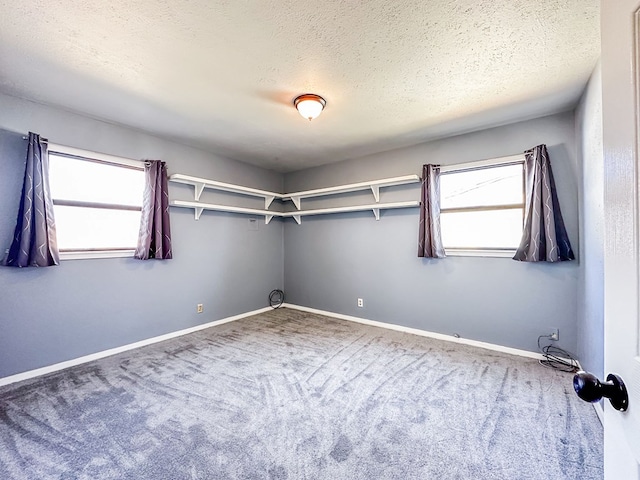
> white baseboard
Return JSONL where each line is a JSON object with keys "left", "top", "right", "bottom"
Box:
{"left": 1, "top": 304, "right": 579, "bottom": 388}
{"left": 282, "top": 303, "right": 548, "bottom": 361}
{"left": 0, "top": 306, "right": 272, "bottom": 387}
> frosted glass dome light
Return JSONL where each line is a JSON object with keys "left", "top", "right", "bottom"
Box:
{"left": 294, "top": 94, "right": 326, "bottom": 121}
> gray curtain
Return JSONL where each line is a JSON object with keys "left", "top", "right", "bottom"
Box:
{"left": 513, "top": 145, "right": 574, "bottom": 262}
{"left": 418, "top": 164, "right": 446, "bottom": 258}
{"left": 135, "top": 160, "right": 173, "bottom": 260}
{"left": 3, "top": 132, "right": 59, "bottom": 267}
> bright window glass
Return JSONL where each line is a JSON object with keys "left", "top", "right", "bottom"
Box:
{"left": 440, "top": 162, "right": 524, "bottom": 252}
{"left": 53, "top": 206, "right": 142, "bottom": 250}
{"left": 440, "top": 208, "right": 524, "bottom": 249}
{"left": 49, "top": 155, "right": 144, "bottom": 207}
{"left": 48, "top": 151, "right": 145, "bottom": 253}
{"left": 440, "top": 164, "right": 523, "bottom": 209}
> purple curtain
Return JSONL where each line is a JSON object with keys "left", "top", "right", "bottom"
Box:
{"left": 513, "top": 145, "right": 574, "bottom": 262}
{"left": 418, "top": 164, "right": 445, "bottom": 258}
{"left": 135, "top": 160, "right": 173, "bottom": 260}
{"left": 3, "top": 132, "right": 59, "bottom": 267}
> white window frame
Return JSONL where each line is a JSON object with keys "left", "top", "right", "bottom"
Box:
{"left": 439, "top": 154, "right": 526, "bottom": 258}
{"left": 48, "top": 143, "right": 145, "bottom": 260}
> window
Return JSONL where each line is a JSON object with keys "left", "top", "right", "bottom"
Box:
{"left": 439, "top": 158, "right": 525, "bottom": 257}
{"left": 48, "top": 145, "right": 145, "bottom": 259}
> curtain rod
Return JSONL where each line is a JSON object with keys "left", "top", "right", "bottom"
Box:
{"left": 22, "top": 134, "right": 48, "bottom": 143}
{"left": 12, "top": 130, "right": 141, "bottom": 167}
{"left": 12, "top": 127, "right": 526, "bottom": 173}
{"left": 0, "top": 127, "right": 48, "bottom": 143}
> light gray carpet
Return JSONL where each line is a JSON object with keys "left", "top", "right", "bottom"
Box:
{"left": 0, "top": 308, "right": 603, "bottom": 479}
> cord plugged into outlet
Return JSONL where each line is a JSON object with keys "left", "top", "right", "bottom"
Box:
{"left": 537, "top": 329, "right": 579, "bottom": 372}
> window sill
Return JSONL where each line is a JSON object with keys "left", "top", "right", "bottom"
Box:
{"left": 59, "top": 250, "right": 135, "bottom": 260}
{"left": 445, "top": 249, "right": 516, "bottom": 258}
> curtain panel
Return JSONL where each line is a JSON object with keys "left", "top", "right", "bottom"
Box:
{"left": 3, "top": 132, "right": 59, "bottom": 268}
{"left": 418, "top": 164, "right": 446, "bottom": 258}
{"left": 135, "top": 160, "right": 173, "bottom": 260}
{"left": 513, "top": 144, "right": 574, "bottom": 262}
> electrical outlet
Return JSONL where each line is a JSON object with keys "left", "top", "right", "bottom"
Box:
{"left": 357, "top": 298, "right": 363, "bottom": 308}
{"left": 197, "top": 304, "right": 204, "bottom": 314}
{"left": 550, "top": 328, "right": 559, "bottom": 341}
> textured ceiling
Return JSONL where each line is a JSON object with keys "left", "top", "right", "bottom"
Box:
{"left": 0, "top": 1, "right": 600, "bottom": 172}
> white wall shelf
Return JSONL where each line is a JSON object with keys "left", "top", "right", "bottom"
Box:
{"left": 170, "top": 174, "right": 282, "bottom": 209}
{"left": 170, "top": 200, "right": 279, "bottom": 223}
{"left": 282, "top": 174, "right": 420, "bottom": 210}
{"left": 170, "top": 173, "right": 421, "bottom": 211}
{"left": 170, "top": 199, "right": 420, "bottom": 224}
{"left": 169, "top": 173, "right": 421, "bottom": 224}
{"left": 282, "top": 201, "right": 420, "bottom": 224}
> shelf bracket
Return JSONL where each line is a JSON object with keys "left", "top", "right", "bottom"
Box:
{"left": 371, "top": 185, "right": 380, "bottom": 203}
{"left": 265, "top": 196, "right": 275, "bottom": 209}
{"left": 291, "top": 196, "right": 301, "bottom": 210}
{"left": 194, "top": 207, "right": 204, "bottom": 220}
{"left": 265, "top": 215, "right": 274, "bottom": 225}
{"left": 292, "top": 214, "right": 301, "bottom": 225}
{"left": 193, "top": 183, "right": 205, "bottom": 201}
{"left": 372, "top": 208, "right": 380, "bottom": 221}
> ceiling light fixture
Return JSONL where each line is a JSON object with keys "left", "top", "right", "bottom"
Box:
{"left": 294, "top": 94, "right": 326, "bottom": 121}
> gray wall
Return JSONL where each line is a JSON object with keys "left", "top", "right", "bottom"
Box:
{"left": 284, "top": 112, "right": 580, "bottom": 354}
{"left": 575, "top": 62, "right": 604, "bottom": 380}
{"left": 0, "top": 93, "right": 284, "bottom": 378}
{"left": 0, "top": 91, "right": 589, "bottom": 377}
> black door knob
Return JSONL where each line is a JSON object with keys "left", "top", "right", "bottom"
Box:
{"left": 573, "top": 371, "right": 629, "bottom": 412}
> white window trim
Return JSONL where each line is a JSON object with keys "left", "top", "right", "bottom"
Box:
{"left": 48, "top": 144, "right": 144, "bottom": 261}
{"left": 440, "top": 154, "right": 526, "bottom": 258}
{"left": 48, "top": 143, "right": 143, "bottom": 169}
{"left": 439, "top": 154, "right": 525, "bottom": 174}
{"left": 59, "top": 250, "right": 136, "bottom": 261}
{"left": 445, "top": 249, "right": 517, "bottom": 258}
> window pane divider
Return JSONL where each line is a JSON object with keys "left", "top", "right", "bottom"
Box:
{"left": 53, "top": 199, "right": 142, "bottom": 211}
{"left": 440, "top": 203, "right": 523, "bottom": 214}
